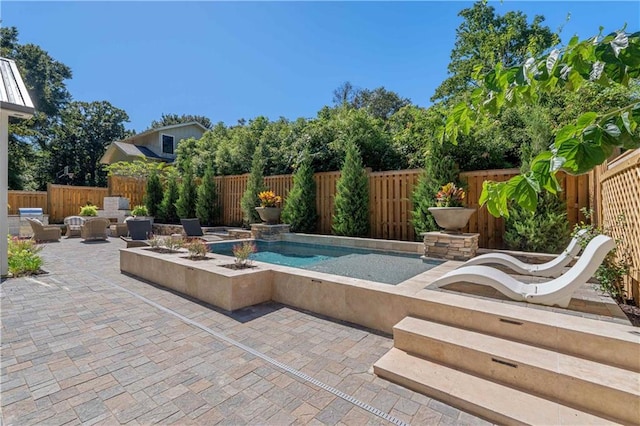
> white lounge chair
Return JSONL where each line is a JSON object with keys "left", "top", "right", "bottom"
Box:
{"left": 429, "top": 235, "right": 615, "bottom": 308}
{"left": 459, "top": 229, "right": 588, "bottom": 278}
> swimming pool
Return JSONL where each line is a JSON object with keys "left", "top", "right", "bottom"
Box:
{"left": 209, "top": 240, "right": 443, "bottom": 285}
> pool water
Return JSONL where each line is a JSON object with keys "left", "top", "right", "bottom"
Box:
{"left": 209, "top": 240, "right": 443, "bottom": 285}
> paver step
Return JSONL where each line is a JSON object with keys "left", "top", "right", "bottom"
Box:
{"left": 413, "top": 290, "right": 640, "bottom": 373}
{"left": 373, "top": 348, "right": 620, "bottom": 426}
{"left": 392, "top": 317, "right": 640, "bottom": 425}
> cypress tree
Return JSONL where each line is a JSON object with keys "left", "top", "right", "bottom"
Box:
{"left": 411, "top": 139, "right": 458, "bottom": 237}
{"left": 282, "top": 150, "right": 318, "bottom": 232}
{"left": 176, "top": 163, "right": 198, "bottom": 219}
{"left": 144, "top": 169, "right": 164, "bottom": 218}
{"left": 159, "top": 170, "right": 180, "bottom": 224}
{"left": 196, "top": 163, "right": 220, "bottom": 226}
{"left": 240, "top": 144, "right": 266, "bottom": 226}
{"left": 332, "top": 140, "right": 369, "bottom": 237}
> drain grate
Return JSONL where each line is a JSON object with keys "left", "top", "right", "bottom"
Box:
{"left": 93, "top": 277, "right": 409, "bottom": 426}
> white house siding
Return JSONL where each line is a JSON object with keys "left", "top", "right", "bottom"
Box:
{"left": 139, "top": 124, "right": 205, "bottom": 160}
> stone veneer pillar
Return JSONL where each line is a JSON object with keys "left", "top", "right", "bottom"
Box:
{"left": 421, "top": 231, "right": 479, "bottom": 261}
{"left": 250, "top": 224, "right": 291, "bottom": 240}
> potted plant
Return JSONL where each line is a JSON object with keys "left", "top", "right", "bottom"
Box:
{"left": 255, "top": 191, "right": 282, "bottom": 225}
{"left": 79, "top": 204, "right": 98, "bottom": 217}
{"left": 131, "top": 204, "right": 154, "bottom": 224}
{"left": 428, "top": 183, "right": 475, "bottom": 233}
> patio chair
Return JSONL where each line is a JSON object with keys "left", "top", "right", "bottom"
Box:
{"left": 26, "top": 218, "right": 61, "bottom": 242}
{"left": 120, "top": 219, "right": 152, "bottom": 248}
{"left": 459, "top": 229, "right": 589, "bottom": 278}
{"left": 428, "top": 235, "right": 615, "bottom": 308}
{"left": 180, "top": 218, "right": 223, "bottom": 242}
{"left": 63, "top": 215, "right": 85, "bottom": 238}
{"left": 80, "top": 217, "right": 111, "bottom": 241}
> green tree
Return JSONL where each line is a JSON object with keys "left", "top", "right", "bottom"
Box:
{"left": 159, "top": 170, "right": 180, "bottom": 224}
{"left": 332, "top": 140, "right": 369, "bottom": 237}
{"left": 144, "top": 169, "right": 164, "bottom": 218}
{"left": 196, "top": 164, "right": 220, "bottom": 226}
{"left": 176, "top": 163, "right": 198, "bottom": 219}
{"left": 240, "top": 145, "right": 267, "bottom": 226}
{"left": 1, "top": 26, "right": 72, "bottom": 189}
{"left": 352, "top": 87, "right": 411, "bottom": 121}
{"left": 149, "top": 113, "right": 212, "bottom": 130}
{"left": 49, "top": 101, "right": 129, "bottom": 187}
{"left": 445, "top": 29, "right": 640, "bottom": 216}
{"left": 282, "top": 150, "right": 318, "bottom": 232}
{"left": 432, "top": 1, "right": 558, "bottom": 102}
{"left": 411, "top": 134, "right": 459, "bottom": 236}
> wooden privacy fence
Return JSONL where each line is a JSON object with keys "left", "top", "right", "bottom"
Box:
{"left": 109, "top": 168, "right": 589, "bottom": 247}
{"left": 8, "top": 185, "right": 108, "bottom": 223}
{"left": 7, "top": 191, "right": 48, "bottom": 215}
{"left": 47, "top": 184, "right": 108, "bottom": 223}
{"left": 598, "top": 149, "right": 640, "bottom": 303}
{"left": 461, "top": 169, "right": 589, "bottom": 248}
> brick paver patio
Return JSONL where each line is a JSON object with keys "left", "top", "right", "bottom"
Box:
{"left": 1, "top": 237, "right": 489, "bottom": 425}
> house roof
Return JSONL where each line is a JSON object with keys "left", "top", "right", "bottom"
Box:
{"left": 100, "top": 141, "right": 167, "bottom": 164}
{"left": 0, "top": 57, "right": 35, "bottom": 117}
{"left": 116, "top": 121, "right": 208, "bottom": 144}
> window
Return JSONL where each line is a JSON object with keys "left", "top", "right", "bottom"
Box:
{"left": 161, "top": 134, "right": 174, "bottom": 154}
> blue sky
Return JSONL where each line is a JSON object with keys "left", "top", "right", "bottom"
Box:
{"left": 2, "top": 1, "right": 638, "bottom": 132}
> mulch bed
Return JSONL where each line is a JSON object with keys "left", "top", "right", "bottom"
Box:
{"left": 180, "top": 255, "right": 211, "bottom": 261}
{"left": 220, "top": 264, "right": 256, "bottom": 270}
{"left": 619, "top": 303, "right": 640, "bottom": 327}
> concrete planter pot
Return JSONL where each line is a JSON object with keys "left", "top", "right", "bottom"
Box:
{"left": 255, "top": 207, "right": 281, "bottom": 225}
{"left": 428, "top": 207, "right": 475, "bottom": 234}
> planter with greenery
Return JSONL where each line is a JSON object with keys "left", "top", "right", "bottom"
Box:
{"left": 428, "top": 183, "right": 475, "bottom": 233}
{"left": 79, "top": 204, "right": 98, "bottom": 217}
{"left": 131, "top": 204, "right": 153, "bottom": 224}
{"left": 255, "top": 191, "right": 282, "bottom": 224}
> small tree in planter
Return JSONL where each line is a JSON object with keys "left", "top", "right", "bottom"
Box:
{"left": 332, "top": 139, "right": 369, "bottom": 237}
{"left": 282, "top": 150, "right": 318, "bottom": 233}
{"left": 176, "top": 163, "right": 197, "bottom": 219}
{"left": 159, "top": 169, "right": 180, "bottom": 224}
{"left": 240, "top": 144, "right": 266, "bottom": 227}
{"left": 196, "top": 163, "right": 220, "bottom": 226}
{"left": 144, "top": 169, "right": 164, "bottom": 219}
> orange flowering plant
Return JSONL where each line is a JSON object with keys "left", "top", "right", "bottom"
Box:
{"left": 435, "top": 183, "right": 466, "bottom": 207}
{"left": 258, "top": 191, "right": 282, "bottom": 207}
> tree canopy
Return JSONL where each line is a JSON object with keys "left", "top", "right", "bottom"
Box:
{"left": 432, "top": 1, "right": 559, "bottom": 102}
{"left": 445, "top": 28, "right": 640, "bottom": 217}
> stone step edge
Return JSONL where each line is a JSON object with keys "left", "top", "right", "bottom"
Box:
{"left": 373, "top": 348, "right": 618, "bottom": 426}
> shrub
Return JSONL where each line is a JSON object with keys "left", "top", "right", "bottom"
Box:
{"left": 503, "top": 192, "right": 570, "bottom": 254}
{"left": 240, "top": 144, "right": 266, "bottom": 226}
{"left": 186, "top": 239, "right": 208, "bottom": 259}
{"left": 332, "top": 139, "right": 369, "bottom": 237}
{"left": 159, "top": 170, "right": 180, "bottom": 224}
{"left": 7, "top": 236, "right": 42, "bottom": 276}
{"left": 573, "top": 209, "right": 630, "bottom": 303}
{"left": 176, "top": 163, "right": 198, "bottom": 219}
{"left": 131, "top": 205, "right": 149, "bottom": 216}
{"left": 79, "top": 204, "right": 98, "bottom": 216}
{"left": 435, "top": 183, "right": 466, "bottom": 207}
{"left": 282, "top": 151, "right": 318, "bottom": 233}
{"left": 233, "top": 241, "right": 256, "bottom": 268}
{"left": 196, "top": 164, "right": 220, "bottom": 226}
{"left": 144, "top": 170, "right": 164, "bottom": 218}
